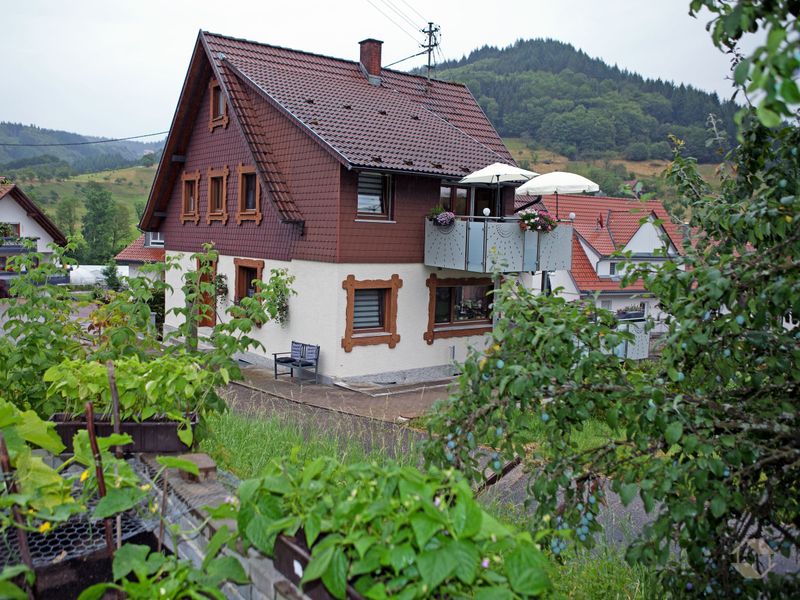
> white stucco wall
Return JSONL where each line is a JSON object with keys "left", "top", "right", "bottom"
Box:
{"left": 623, "top": 220, "right": 677, "bottom": 255}
{"left": 164, "top": 251, "right": 494, "bottom": 382}
{"left": 0, "top": 194, "right": 55, "bottom": 253}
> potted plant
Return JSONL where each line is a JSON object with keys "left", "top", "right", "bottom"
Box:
{"left": 427, "top": 205, "right": 456, "bottom": 227}
{"left": 518, "top": 208, "right": 557, "bottom": 232}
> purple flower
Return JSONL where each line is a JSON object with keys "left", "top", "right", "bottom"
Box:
{"left": 481, "top": 558, "right": 490, "bottom": 568}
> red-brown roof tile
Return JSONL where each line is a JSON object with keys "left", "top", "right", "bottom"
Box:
{"left": 569, "top": 236, "right": 647, "bottom": 292}
{"left": 115, "top": 234, "right": 165, "bottom": 264}
{"left": 202, "top": 32, "right": 513, "bottom": 178}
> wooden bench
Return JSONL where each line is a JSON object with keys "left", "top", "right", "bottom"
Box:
{"left": 272, "top": 341, "right": 320, "bottom": 384}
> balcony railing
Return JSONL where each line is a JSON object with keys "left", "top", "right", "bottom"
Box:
{"left": 424, "top": 217, "right": 572, "bottom": 274}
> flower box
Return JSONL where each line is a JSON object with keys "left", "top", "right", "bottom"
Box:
{"left": 51, "top": 413, "right": 196, "bottom": 454}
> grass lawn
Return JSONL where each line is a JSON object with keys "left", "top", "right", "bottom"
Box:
{"left": 201, "top": 407, "right": 659, "bottom": 598}
{"left": 198, "top": 410, "right": 420, "bottom": 479}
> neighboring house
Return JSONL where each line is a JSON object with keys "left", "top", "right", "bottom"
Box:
{"left": 519, "top": 194, "right": 684, "bottom": 329}
{"left": 115, "top": 232, "right": 166, "bottom": 280}
{"left": 0, "top": 181, "right": 68, "bottom": 297}
{"left": 139, "top": 31, "right": 570, "bottom": 383}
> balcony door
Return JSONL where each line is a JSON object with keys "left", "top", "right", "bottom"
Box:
{"left": 439, "top": 185, "right": 497, "bottom": 217}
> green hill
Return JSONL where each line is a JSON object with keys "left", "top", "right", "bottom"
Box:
{"left": 0, "top": 122, "right": 163, "bottom": 176}
{"left": 428, "top": 39, "right": 737, "bottom": 163}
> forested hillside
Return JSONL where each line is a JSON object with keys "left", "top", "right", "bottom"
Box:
{"left": 430, "top": 39, "right": 738, "bottom": 162}
{"left": 0, "top": 122, "right": 163, "bottom": 177}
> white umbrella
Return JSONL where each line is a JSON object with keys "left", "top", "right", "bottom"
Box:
{"left": 460, "top": 162, "right": 539, "bottom": 216}
{"left": 516, "top": 171, "right": 599, "bottom": 219}
{"left": 459, "top": 162, "right": 539, "bottom": 184}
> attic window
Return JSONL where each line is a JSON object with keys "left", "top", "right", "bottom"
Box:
{"left": 209, "top": 79, "right": 229, "bottom": 132}
{"left": 236, "top": 165, "right": 263, "bottom": 225}
{"left": 180, "top": 171, "right": 201, "bottom": 225}
{"left": 206, "top": 166, "right": 229, "bottom": 225}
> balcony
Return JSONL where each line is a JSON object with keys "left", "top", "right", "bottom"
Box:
{"left": 424, "top": 217, "right": 572, "bottom": 274}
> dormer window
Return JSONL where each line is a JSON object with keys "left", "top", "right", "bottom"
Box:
{"left": 609, "top": 262, "right": 617, "bottom": 276}
{"left": 356, "top": 172, "right": 392, "bottom": 219}
{"left": 209, "top": 79, "right": 229, "bottom": 131}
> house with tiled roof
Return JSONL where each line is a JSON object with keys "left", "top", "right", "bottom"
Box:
{"left": 139, "top": 31, "right": 570, "bottom": 383}
{"left": 115, "top": 232, "right": 166, "bottom": 280}
{"left": 1, "top": 181, "right": 68, "bottom": 297}
{"left": 517, "top": 194, "right": 684, "bottom": 327}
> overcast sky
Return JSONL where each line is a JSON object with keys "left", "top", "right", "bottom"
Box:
{"left": 5, "top": 0, "right": 758, "bottom": 139}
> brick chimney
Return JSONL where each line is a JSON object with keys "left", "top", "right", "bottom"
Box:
{"left": 359, "top": 38, "right": 383, "bottom": 85}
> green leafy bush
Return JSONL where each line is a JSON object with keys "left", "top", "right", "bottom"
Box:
{"left": 233, "top": 453, "right": 553, "bottom": 599}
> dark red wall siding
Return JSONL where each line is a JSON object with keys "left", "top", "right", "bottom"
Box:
{"left": 161, "top": 78, "right": 340, "bottom": 262}
{"left": 246, "top": 86, "right": 341, "bottom": 263}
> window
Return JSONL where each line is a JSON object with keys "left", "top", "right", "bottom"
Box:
{"left": 601, "top": 300, "right": 612, "bottom": 311}
{"left": 439, "top": 184, "right": 469, "bottom": 215}
{"left": 236, "top": 165, "right": 262, "bottom": 224}
{"left": 206, "top": 166, "right": 229, "bottom": 224}
{"left": 353, "top": 289, "right": 385, "bottom": 330}
{"left": 208, "top": 79, "right": 229, "bottom": 131}
{"left": 424, "top": 275, "right": 493, "bottom": 344}
{"left": 145, "top": 231, "right": 164, "bottom": 247}
{"left": 180, "top": 171, "right": 200, "bottom": 224}
{"left": 357, "top": 172, "right": 392, "bottom": 218}
{"left": 1, "top": 223, "right": 20, "bottom": 237}
{"left": 341, "top": 274, "right": 403, "bottom": 352}
{"left": 609, "top": 262, "right": 617, "bottom": 276}
{"left": 234, "top": 258, "right": 264, "bottom": 302}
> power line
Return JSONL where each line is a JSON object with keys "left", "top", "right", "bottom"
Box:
{"left": 384, "top": 49, "right": 428, "bottom": 68}
{"left": 0, "top": 131, "right": 169, "bottom": 148}
{"left": 397, "top": 0, "right": 426, "bottom": 23}
{"left": 377, "top": 0, "right": 424, "bottom": 33}
{"left": 364, "top": 0, "right": 421, "bottom": 45}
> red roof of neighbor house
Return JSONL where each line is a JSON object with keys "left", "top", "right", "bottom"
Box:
{"left": 115, "top": 234, "right": 165, "bottom": 264}
{"left": 569, "top": 236, "right": 647, "bottom": 292}
{"left": 0, "top": 183, "right": 67, "bottom": 246}
{"left": 515, "top": 194, "right": 683, "bottom": 256}
{"left": 202, "top": 32, "right": 513, "bottom": 178}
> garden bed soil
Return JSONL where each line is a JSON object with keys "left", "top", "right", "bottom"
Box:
{"left": 52, "top": 413, "right": 197, "bottom": 453}
{"left": 33, "top": 531, "right": 160, "bottom": 600}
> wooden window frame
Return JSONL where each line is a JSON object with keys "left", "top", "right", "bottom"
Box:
{"left": 236, "top": 165, "right": 263, "bottom": 225}
{"left": 439, "top": 183, "right": 470, "bottom": 216}
{"left": 234, "top": 258, "right": 265, "bottom": 303}
{"left": 208, "top": 79, "right": 229, "bottom": 132}
{"left": 423, "top": 274, "right": 493, "bottom": 344}
{"left": 206, "top": 166, "right": 229, "bottom": 224}
{"left": 356, "top": 172, "right": 393, "bottom": 220}
{"left": 341, "top": 274, "right": 402, "bottom": 352}
{"left": 180, "top": 171, "right": 201, "bottom": 224}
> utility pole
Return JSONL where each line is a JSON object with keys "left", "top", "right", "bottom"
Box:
{"left": 422, "top": 22, "right": 440, "bottom": 81}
